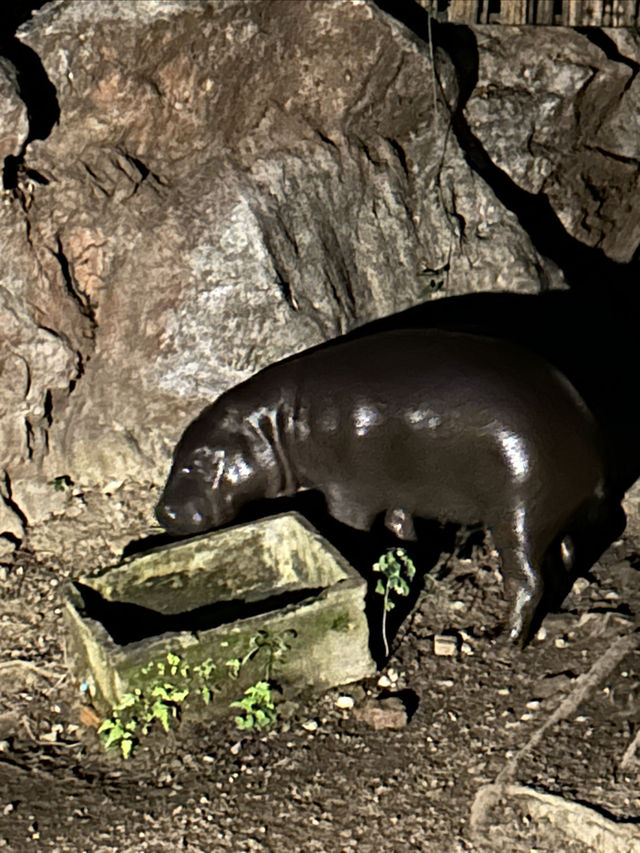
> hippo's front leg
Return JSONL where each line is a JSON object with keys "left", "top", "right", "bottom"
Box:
{"left": 323, "top": 486, "right": 377, "bottom": 531}
{"left": 384, "top": 507, "right": 417, "bottom": 541}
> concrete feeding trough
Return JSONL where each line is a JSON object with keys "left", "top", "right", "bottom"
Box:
{"left": 64, "top": 512, "right": 375, "bottom": 718}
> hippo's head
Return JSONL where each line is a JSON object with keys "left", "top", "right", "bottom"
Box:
{"left": 155, "top": 411, "right": 268, "bottom": 536}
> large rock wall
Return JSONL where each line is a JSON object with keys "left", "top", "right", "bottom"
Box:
{"left": 1, "top": 0, "right": 639, "bottom": 562}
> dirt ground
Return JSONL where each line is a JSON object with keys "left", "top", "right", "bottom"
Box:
{"left": 1, "top": 492, "right": 640, "bottom": 852}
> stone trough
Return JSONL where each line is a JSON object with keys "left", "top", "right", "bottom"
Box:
{"left": 64, "top": 512, "right": 375, "bottom": 719}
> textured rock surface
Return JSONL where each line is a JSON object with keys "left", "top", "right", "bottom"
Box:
{"left": 0, "top": 57, "right": 28, "bottom": 163}
{"left": 0, "top": 0, "right": 639, "bottom": 560}
{"left": 466, "top": 26, "right": 640, "bottom": 263}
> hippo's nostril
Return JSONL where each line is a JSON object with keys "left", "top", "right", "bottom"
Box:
{"left": 155, "top": 493, "right": 214, "bottom": 535}
{"left": 154, "top": 501, "right": 180, "bottom": 529}
{"left": 156, "top": 503, "right": 176, "bottom": 521}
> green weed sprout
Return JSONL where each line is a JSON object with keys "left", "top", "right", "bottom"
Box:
{"left": 227, "top": 630, "right": 295, "bottom": 732}
{"left": 97, "top": 651, "right": 217, "bottom": 758}
{"left": 231, "top": 681, "right": 277, "bottom": 731}
{"left": 373, "top": 547, "right": 417, "bottom": 658}
{"left": 49, "top": 474, "right": 72, "bottom": 491}
{"left": 226, "top": 628, "right": 295, "bottom": 681}
{"left": 97, "top": 681, "right": 188, "bottom": 759}
{"left": 97, "top": 691, "right": 140, "bottom": 759}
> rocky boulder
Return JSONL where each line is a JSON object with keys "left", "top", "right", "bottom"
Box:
{"left": 0, "top": 0, "right": 638, "bottom": 563}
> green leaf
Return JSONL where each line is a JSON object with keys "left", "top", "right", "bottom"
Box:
{"left": 151, "top": 684, "right": 171, "bottom": 701}
{"left": 151, "top": 699, "right": 172, "bottom": 732}
{"left": 120, "top": 737, "right": 134, "bottom": 760}
{"left": 375, "top": 579, "right": 386, "bottom": 596}
{"left": 115, "top": 692, "right": 138, "bottom": 711}
{"left": 197, "top": 659, "right": 216, "bottom": 679}
{"left": 97, "top": 719, "right": 114, "bottom": 735}
{"left": 102, "top": 721, "right": 126, "bottom": 749}
{"left": 169, "top": 687, "right": 189, "bottom": 703}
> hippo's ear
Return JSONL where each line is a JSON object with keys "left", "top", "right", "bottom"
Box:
{"left": 212, "top": 449, "right": 225, "bottom": 489}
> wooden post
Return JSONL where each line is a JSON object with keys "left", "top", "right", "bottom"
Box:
{"left": 499, "top": 0, "right": 529, "bottom": 23}
{"left": 442, "top": 0, "right": 639, "bottom": 25}
{"left": 448, "top": 0, "right": 481, "bottom": 24}
{"left": 563, "top": 0, "right": 605, "bottom": 25}
{"left": 611, "top": 0, "right": 639, "bottom": 25}
{"left": 533, "top": 0, "right": 556, "bottom": 23}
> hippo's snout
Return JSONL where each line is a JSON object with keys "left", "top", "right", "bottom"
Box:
{"left": 155, "top": 492, "right": 214, "bottom": 536}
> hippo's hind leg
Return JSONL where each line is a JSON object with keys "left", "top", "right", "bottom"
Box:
{"left": 494, "top": 496, "right": 626, "bottom": 644}
{"left": 491, "top": 513, "right": 548, "bottom": 644}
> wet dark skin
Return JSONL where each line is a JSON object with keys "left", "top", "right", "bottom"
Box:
{"left": 156, "top": 329, "right": 625, "bottom": 643}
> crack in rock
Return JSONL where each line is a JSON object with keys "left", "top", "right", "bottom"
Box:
{"left": 577, "top": 27, "right": 640, "bottom": 88}
{"left": 49, "top": 235, "right": 97, "bottom": 329}
{"left": 0, "top": 471, "right": 28, "bottom": 537}
{"left": 0, "top": 31, "right": 59, "bottom": 191}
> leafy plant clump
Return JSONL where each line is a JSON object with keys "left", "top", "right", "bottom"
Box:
{"left": 49, "top": 474, "right": 73, "bottom": 491}
{"left": 231, "top": 681, "right": 278, "bottom": 731}
{"left": 373, "top": 547, "right": 417, "bottom": 658}
{"left": 98, "top": 682, "right": 188, "bottom": 759}
{"left": 98, "top": 631, "right": 296, "bottom": 755}
{"left": 97, "top": 651, "right": 217, "bottom": 758}
{"left": 225, "top": 628, "right": 295, "bottom": 681}
{"left": 226, "top": 629, "right": 295, "bottom": 732}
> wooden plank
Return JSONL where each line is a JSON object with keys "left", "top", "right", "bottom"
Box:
{"left": 440, "top": 0, "right": 638, "bottom": 25}
{"left": 585, "top": 0, "right": 605, "bottom": 25}
{"left": 533, "top": 0, "right": 555, "bottom": 23}
{"left": 447, "top": 0, "right": 481, "bottom": 23}
{"left": 561, "top": 0, "right": 576, "bottom": 24}
{"left": 611, "top": 0, "right": 638, "bottom": 25}
{"left": 562, "top": 0, "right": 603, "bottom": 25}
{"left": 500, "top": 0, "right": 529, "bottom": 23}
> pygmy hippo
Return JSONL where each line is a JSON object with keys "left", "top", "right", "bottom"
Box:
{"left": 156, "top": 329, "right": 624, "bottom": 643}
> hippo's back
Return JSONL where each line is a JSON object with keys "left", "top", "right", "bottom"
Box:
{"left": 272, "top": 329, "right": 605, "bottom": 529}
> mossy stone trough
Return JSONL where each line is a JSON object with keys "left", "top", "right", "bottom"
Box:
{"left": 64, "top": 512, "right": 375, "bottom": 719}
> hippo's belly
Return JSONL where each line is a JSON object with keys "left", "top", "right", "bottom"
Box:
{"left": 295, "top": 404, "right": 524, "bottom": 528}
